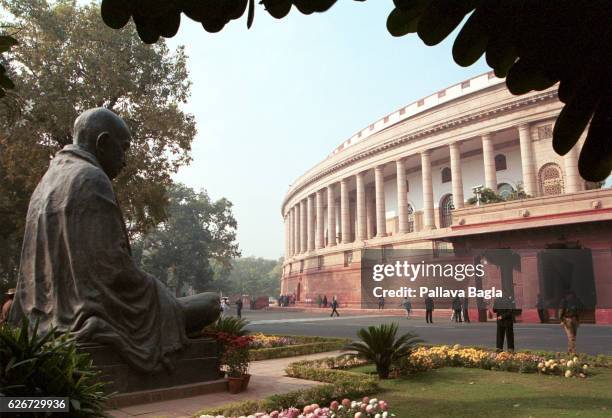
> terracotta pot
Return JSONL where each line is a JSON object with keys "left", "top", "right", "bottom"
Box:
{"left": 227, "top": 376, "right": 243, "bottom": 394}
{"left": 242, "top": 373, "right": 251, "bottom": 390}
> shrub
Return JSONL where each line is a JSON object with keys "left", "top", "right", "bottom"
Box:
{"left": 200, "top": 355, "right": 380, "bottom": 417}
{"left": 343, "top": 323, "right": 422, "bottom": 379}
{"left": 0, "top": 320, "right": 109, "bottom": 417}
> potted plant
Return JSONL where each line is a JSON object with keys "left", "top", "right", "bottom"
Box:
{"left": 219, "top": 334, "right": 252, "bottom": 393}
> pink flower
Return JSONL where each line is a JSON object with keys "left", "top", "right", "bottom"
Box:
{"left": 342, "top": 399, "right": 351, "bottom": 407}
{"left": 355, "top": 413, "right": 363, "bottom": 418}
{"left": 362, "top": 397, "right": 370, "bottom": 404}
{"left": 330, "top": 401, "right": 339, "bottom": 411}
{"left": 378, "top": 401, "right": 388, "bottom": 411}
{"left": 366, "top": 404, "right": 374, "bottom": 413}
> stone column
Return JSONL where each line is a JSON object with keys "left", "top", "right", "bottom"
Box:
{"left": 327, "top": 185, "right": 337, "bottom": 247}
{"left": 375, "top": 165, "right": 387, "bottom": 237}
{"left": 356, "top": 172, "right": 367, "bottom": 241}
{"left": 315, "top": 189, "right": 325, "bottom": 249}
{"left": 482, "top": 133, "right": 497, "bottom": 192}
{"left": 449, "top": 142, "right": 465, "bottom": 209}
{"left": 300, "top": 199, "right": 307, "bottom": 253}
{"left": 341, "top": 178, "right": 351, "bottom": 244}
{"left": 396, "top": 158, "right": 409, "bottom": 233}
{"left": 307, "top": 194, "right": 315, "bottom": 252}
{"left": 564, "top": 143, "right": 583, "bottom": 194}
{"left": 285, "top": 214, "right": 289, "bottom": 257}
{"left": 421, "top": 150, "right": 436, "bottom": 230}
{"left": 293, "top": 205, "right": 300, "bottom": 254}
{"left": 366, "top": 186, "right": 375, "bottom": 239}
{"left": 518, "top": 124, "right": 537, "bottom": 197}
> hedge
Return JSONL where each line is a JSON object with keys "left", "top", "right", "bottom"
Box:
{"left": 248, "top": 336, "right": 350, "bottom": 361}
{"left": 197, "top": 355, "right": 378, "bottom": 417}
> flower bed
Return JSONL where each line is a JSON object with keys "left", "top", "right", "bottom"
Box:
{"left": 250, "top": 333, "right": 298, "bottom": 349}
{"left": 396, "top": 344, "right": 592, "bottom": 378}
{"left": 200, "top": 396, "right": 395, "bottom": 418}
{"left": 248, "top": 336, "right": 350, "bottom": 361}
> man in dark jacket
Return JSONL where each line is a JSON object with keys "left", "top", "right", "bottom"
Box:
{"left": 235, "top": 297, "right": 243, "bottom": 319}
{"left": 492, "top": 296, "right": 516, "bottom": 352}
{"left": 424, "top": 296, "right": 434, "bottom": 323}
{"left": 452, "top": 296, "right": 462, "bottom": 323}
{"left": 330, "top": 296, "right": 340, "bottom": 317}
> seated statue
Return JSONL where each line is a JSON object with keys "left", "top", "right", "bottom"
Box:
{"left": 9, "top": 108, "right": 220, "bottom": 373}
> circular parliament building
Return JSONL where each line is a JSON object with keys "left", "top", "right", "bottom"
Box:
{"left": 281, "top": 72, "right": 612, "bottom": 324}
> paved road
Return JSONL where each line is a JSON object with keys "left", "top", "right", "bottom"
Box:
{"left": 237, "top": 309, "right": 612, "bottom": 355}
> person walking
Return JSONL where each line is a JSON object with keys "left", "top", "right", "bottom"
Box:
{"left": 317, "top": 294, "right": 322, "bottom": 308}
{"left": 425, "top": 296, "right": 434, "bottom": 323}
{"left": 0, "top": 288, "right": 15, "bottom": 324}
{"left": 378, "top": 296, "right": 385, "bottom": 310}
{"left": 323, "top": 295, "right": 328, "bottom": 308}
{"left": 401, "top": 297, "right": 412, "bottom": 318}
{"left": 452, "top": 296, "right": 463, "bottom": 323}
{"left": 560, "top": 291, "right": 581, "bottom": 354}
{"left": 330, "top": 296, "right": 340, "bottom": 317}
{"left": 462, "top": 297, "right": 470, "bottom": 323}
{"left": 492, "top": 296, "right": 515, "bottom": 352}
{"left": 235, "top": 297, "right": 243, "bottom": 319}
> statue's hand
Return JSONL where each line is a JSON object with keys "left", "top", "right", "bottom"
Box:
{"left": 178, "top": 292, "right": 221, "bottom": 335}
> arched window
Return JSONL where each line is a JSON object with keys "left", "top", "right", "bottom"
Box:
{"left": 439, "top": 194, "right": 454, "bottom": 228}
{"left": 441, "top": 167, "right": 452, "bottom": 183}
{"left": 407, "top": 203, "right": 415, "bottom": 233}
{"left": 497, "top": 183, "right": 515, "bottom": 199}
{"left": 539, "top": 163, "right": 564, "bottom": 196}
{"left": 495, "top": 154, "right": 507, "bottom": 171}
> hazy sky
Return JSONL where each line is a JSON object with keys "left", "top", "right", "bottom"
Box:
{"left": 166, "top": 2, "right": 489, "bottom": 260}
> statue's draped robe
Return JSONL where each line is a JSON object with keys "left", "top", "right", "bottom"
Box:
{"left": 9, "top": 145, "right": 188, "bottom": 372}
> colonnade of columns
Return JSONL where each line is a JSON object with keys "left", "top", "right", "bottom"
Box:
{"left": 284, "top": 122, "right": 584, "bottom": 257}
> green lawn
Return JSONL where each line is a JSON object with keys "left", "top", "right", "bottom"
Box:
{"left": 351, "top": 365, "right": 612, "bottom": 417}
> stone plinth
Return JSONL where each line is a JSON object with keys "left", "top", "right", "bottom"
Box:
{"left": 81, "top": 338, "right": 220, "bottom": 394}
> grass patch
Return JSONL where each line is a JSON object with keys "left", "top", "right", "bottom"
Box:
{"left": 351, "top": 366, "right": 612, "bottom": 417}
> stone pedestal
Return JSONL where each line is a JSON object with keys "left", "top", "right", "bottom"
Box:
{"left": 81, "top": 338, "right": 220, "bottom": 394}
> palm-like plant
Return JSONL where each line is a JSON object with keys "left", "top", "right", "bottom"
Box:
{"left": 0, "top": 319, "right": 109, "bottom": 417}
{"left": 343, "top": 323, "right": 423, "bottom": 379}
{"left": 204, "top": 316, "right": 250, "bottom": 337}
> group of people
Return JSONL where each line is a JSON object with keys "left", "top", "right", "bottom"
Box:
{"left": 451, "top": 296, "right": 471, "bottom": 323}
{"left": 315, "top": 294, "right": 329, "bottom": 308}
{"left": 277, "top": 293, "right": 296, "bottom": 307}
{"left": 376, "top": 296, "right": 435, "bottom": 324}
{"left": 220, "top": 297, "right": 244, "bottom": 319}
{"left": 489, "top": 291, "right": 582, "bottom": 354}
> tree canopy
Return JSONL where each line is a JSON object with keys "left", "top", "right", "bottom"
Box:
{"left": 0, "top": 0, "right": 195, "bottom": 287}
{"left": 99, "top": 0, "right": 612, "bottom": 182}
{"left": 210, "top": 256, "right": 282, "bottom": 297}
{"left": 133, "top": 183, "right": 241, "bottom": 296}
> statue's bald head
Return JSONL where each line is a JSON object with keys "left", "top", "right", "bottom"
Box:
{"left": 72, "top": 108, "right": 131, "bottom": 179}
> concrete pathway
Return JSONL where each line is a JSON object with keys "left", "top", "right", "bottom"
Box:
{"left": 109, "top": 350, "right": 341, "bottom": 418}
